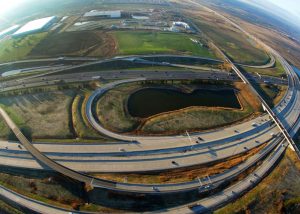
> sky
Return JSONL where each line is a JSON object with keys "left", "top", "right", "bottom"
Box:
{"left": 270, "top": 0, "right": 300, "bottom": 21}
{"left": 0, "top": 0, "right": 300, "bottom": 23}
{"left": 0, "top": 0, "right": 299, "bottom": 16}
{"left": 0, "top": 0, "right": 24, "bottom": 16}
{"left": 239, "top": 0, "right": 300, "bottom": 25}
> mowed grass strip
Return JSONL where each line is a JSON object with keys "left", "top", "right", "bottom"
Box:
{"left": 114, "top": 31, "right": 216, "bottom": 57}
{"left": 0, "top": 32, "right": 48, "bottom": 62}
{"left": 71, "top": 94, "right": 107, "bottom": 140}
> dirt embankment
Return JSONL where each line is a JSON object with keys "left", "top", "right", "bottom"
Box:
{"left": 234, "top": 82, "right": 262, "bottom": 112}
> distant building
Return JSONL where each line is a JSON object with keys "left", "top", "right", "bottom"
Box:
{"left": 84, "top": 10, "right": 121, "bottom": 18}
{"left": 0, "top": 25, "right": 20, "bottom": 38}
{"left": 13, "top": 16, "right": 57, "bottom": 37}
{"left": 132, "top": 15, "right": 149, "bottom": 20}
{"left": 172, "top": 21, "right": 190, "bottom": 30}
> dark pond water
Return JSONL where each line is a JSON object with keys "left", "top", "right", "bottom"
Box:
{"left": 128, "top": 88, "right": 241, "bottom": 118}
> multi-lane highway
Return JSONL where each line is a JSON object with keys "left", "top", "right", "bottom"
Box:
{"left": 160, "top": 1, "right": 300, "bottom": 213}
{"left": 0, "top": 59, "right": 299, "bottom": 174}
{"left": 0, "top": 3, "right": 299, "bottom": 214}
{"left": 0, "top": 73, "right": 297, "bottom": 174}
{"left": 0, "top": 45, "right": 299, "bottom": 214}
{"left": 0, "top": 68, "right": 287, "bottom": 90}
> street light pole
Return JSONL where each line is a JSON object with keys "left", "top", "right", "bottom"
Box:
{"left": 186, "top": 130, "right": 193, "bottom": 150}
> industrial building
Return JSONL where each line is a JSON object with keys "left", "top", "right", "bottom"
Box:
{"left": 172, "top": 21, "right": 190, "bottom": 29}
{"left": 84, "top": 10, "right": 121, "bottom": 18}
{"left": 13, "top": 16, "right": 57, "bottom": 37}
{"left": 132, "top": 15, "right": 149, "bottom": 20}
{"left": 170, "top": 21, "right": 191, "bottom": 32}
{"left": 0, "top": 25, "right": 20, "bottom": 38}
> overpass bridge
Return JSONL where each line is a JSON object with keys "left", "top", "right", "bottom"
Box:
{"left": 221, "top": 48, "right": 300, "bottom": 159}
{"left": 207, "top": 37, "right": 300, "bottom": 159}
{"left": 232, "top": 63, "right": 300, "bottom": 157}
{"left": 205, "top": 10, "right": 300, "bottom": 161}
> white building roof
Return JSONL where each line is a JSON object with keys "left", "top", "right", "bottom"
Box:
{"left": 0, "top": 25, "right": 20, "bottom": 37}
{"left": 132, "top": 15, "right": 149, "bottom": 20}
{"left": 84, "top": 10, "right": 121, "bottom": 18}
{"left": 13, "top": 16, "right": 56, "bottom": 36}
{"left": 172, "top": 21, "right": 190, "bottom": 29}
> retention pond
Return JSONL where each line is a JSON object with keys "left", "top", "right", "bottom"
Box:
{"left": 128, "top": 88, "right": 241, "bottom": 118}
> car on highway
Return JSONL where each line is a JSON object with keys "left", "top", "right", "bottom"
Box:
{"left": 198, "top": 184, "right": 213, "bottom": 193}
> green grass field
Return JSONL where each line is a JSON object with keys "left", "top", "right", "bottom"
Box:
{"left": 0, "top": 32, "right": 48, "bottom": 62}
{"left": 114, "top": 31, "right": 216, "bottom": 58}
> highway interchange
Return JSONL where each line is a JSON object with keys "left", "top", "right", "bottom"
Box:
{"left": 0, "top": 2, "right": 300, "bottom": 214}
